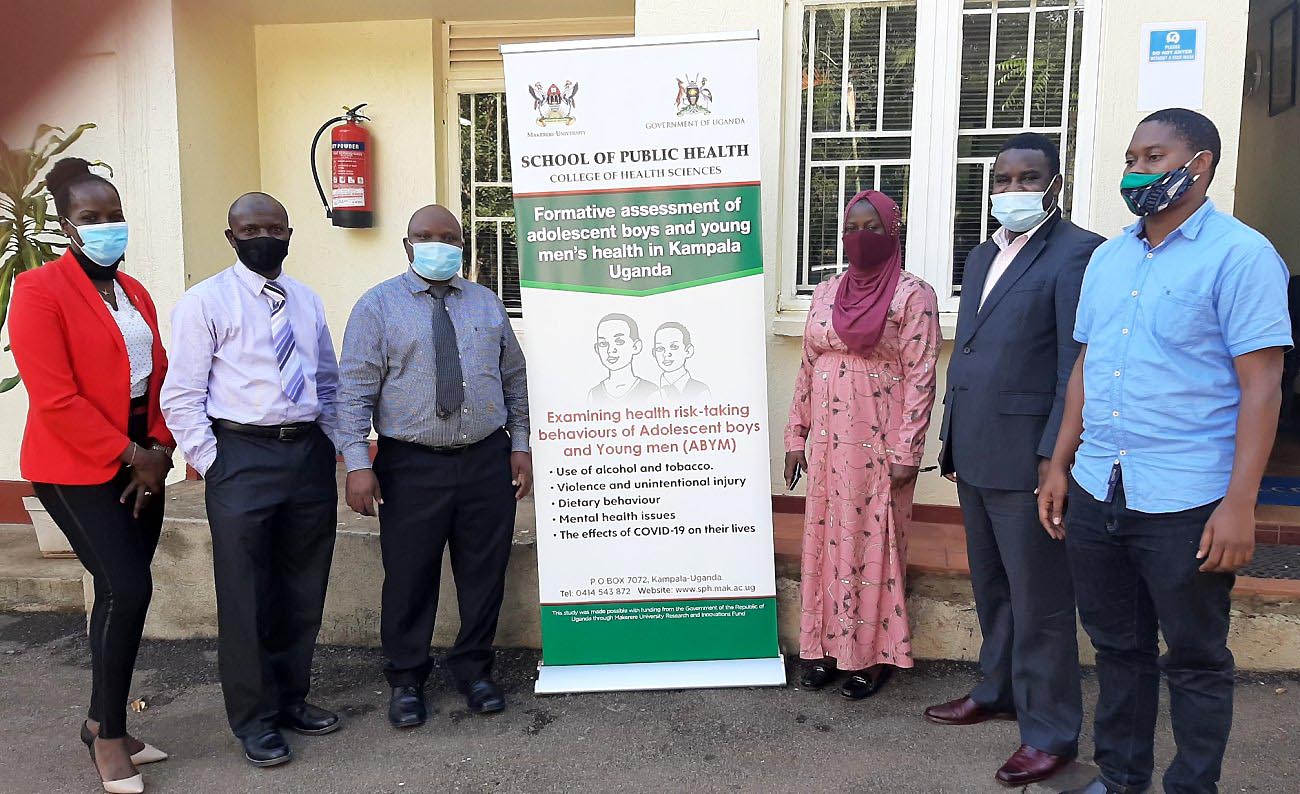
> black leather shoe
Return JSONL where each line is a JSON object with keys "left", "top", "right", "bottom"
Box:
{"left": 840, "top": 665, "right": 894, "bottom": 700}
{"left": 465, "top": 679, "right": 505, "bottom": 714}
{"left": 388, "top": 686, "right": 426, "bottom": 729}
{"left": 242, "top": 730, "right": 292, "bottom": 768}
{"left": 279, "top": 702, "right": 341, "bottom": 736}
{"left": 798, "top": 661, "right": 837, "bottom": 690}
{"left": 1061, "top": 777, "right": 1146, "bottom": 794}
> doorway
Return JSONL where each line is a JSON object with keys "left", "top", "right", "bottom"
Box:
{"left": 1238, "top": 0, "right": 1300, "bottom": 513}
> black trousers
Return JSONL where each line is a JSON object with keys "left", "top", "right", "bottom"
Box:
{"left": 1066, "top": 475, "right": 1234, "bottom": 794}
{"left": 958, "top": 481, "right": 1082, "bottom": 757}
{"left": 375, "top": 431, "right": 516, "bottom": 689}
{"left": 204, "top": 424, "right": 337, "bottom": 739}
{"left": 32, "top": 404, "right": 161, "bottom": 739}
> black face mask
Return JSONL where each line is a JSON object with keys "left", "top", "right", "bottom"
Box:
{"left": 233, "top": 235, "right": 290, "bottom": 276}
{"left": 70, "top": 245, "right": 119, "bottom": 280}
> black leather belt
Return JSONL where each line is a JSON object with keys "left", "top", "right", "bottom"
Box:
{"left": 427, "top": 444, "right": 472, "bottom": 455}
{"left": 212, "top": 418, "right": 316, "bottom": 441}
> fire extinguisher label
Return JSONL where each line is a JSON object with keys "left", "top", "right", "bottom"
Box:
{"left": 332, "top": 140, "right": 370, "bottom": 209}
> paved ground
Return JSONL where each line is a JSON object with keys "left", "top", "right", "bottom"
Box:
{"left": 1, "top": 613, "right": 1296, "bottom": 794}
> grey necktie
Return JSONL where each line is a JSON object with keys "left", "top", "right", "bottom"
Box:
{"left": 428, "top": 287, "right": 465, "bottom": 420}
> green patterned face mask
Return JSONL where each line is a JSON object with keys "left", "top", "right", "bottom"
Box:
{"left": 1119, "top": 151, "right": 1208, "bottom": 216}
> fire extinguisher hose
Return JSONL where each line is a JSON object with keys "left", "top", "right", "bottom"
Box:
{"left": 310, "top": 114, "right": 347, "bottom": 219}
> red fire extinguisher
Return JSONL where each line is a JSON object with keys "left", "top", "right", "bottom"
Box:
{"left": 310, "top": 103, "right": 374, "bottom": 228}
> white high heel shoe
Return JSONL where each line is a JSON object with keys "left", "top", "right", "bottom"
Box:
{"left": 83, "top": 723, "right": 147, "bottom": 793}
{"left": 101, "top": 773, "right": 145, "bottom": 794}
{"left": 129, "top": 744, "right": 168, "bottom": 765}
{"left": 81, "top": 723, "right": 168, "bottom": 767}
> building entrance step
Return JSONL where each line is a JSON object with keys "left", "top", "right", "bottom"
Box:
{"left": 0, "top": 525, "right": 86, "bottom": 612}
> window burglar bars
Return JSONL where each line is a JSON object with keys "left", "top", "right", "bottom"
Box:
{"left": 951, "top": 0, "right": 1084, "bottom": 292}
{"left": 459, "top": 91, "right": 522, "bottom": 315}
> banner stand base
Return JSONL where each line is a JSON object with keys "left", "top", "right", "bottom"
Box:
{"left": 535, "top": 655, "right": 786, "bottom": 695}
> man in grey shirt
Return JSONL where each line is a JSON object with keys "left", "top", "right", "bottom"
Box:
{"left": 336, "top": 204, "right": 532, "bottom": 729}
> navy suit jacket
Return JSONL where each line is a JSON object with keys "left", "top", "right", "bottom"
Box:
{"left": 939, "top": 213, "right": 1104, "bottom": 491}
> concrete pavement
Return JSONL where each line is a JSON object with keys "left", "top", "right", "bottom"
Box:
{"left": 1, "top": 612, "right": 1296, "bottom": 793}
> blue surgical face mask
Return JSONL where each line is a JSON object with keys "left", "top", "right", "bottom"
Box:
{"left": 68, "top": 220, "right": 129, "bottom": 267}
{"left": 989, "top": 174, "right": 1060, "bottom": 233}
{"left": 409, "top": 241, "right": 463, "bottom": 281}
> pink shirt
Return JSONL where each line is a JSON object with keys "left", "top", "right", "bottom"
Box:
{"left": 978, "top": 210, "right": 1058, "bottom": 309}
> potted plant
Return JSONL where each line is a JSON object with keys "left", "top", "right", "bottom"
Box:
{"left": 1, "top": 123, "right": 96, "bottom": 557}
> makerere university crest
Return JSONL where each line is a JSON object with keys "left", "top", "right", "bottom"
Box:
{"left": 529, "top": 81, "right": 579, "bottom": 126}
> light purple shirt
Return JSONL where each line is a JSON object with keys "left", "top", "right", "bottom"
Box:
{"left": 161, "top": 261, "right": 339, "bottom": 476}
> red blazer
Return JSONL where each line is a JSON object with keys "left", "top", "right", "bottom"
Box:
{"left": 9, "top": 252, "right": 175, "bottom": 485}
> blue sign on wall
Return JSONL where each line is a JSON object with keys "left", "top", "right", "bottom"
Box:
{"left": 1149, "top": 29, "right": 1197, "bottom": 63}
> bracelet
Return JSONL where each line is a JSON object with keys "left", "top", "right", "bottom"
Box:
{"left": 126, "top": 443, "right": 139, "bottom": 468}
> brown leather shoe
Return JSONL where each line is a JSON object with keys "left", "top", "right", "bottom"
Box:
{"left": 994, "top": 744, "right": 1074, "bottom": 786}
{"left": 923, "top": 696, "right": 1016, "bottom": 725}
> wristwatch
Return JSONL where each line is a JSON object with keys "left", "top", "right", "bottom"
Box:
{"left": 150, "top": 442, "right": 176, "bottom": 469}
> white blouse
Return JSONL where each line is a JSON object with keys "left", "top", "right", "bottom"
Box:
{"left": 104, "top": 281, "right": 154, "bottom": 398}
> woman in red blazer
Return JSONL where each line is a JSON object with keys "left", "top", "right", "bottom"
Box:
{"left": 9, "top": 159, "right": 174, "bottom": 794}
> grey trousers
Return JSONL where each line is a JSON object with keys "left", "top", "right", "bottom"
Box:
{"left": 958, "top": 480, "right": 1082, "bottom": 756}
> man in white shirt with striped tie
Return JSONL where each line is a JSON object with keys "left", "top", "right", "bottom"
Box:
{"left": 161, "top": 193, "right": 341, "bottom": 768}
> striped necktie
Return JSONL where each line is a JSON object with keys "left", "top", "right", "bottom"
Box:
{"left": 264, "top": 280, "right": 306, "bottom": 403}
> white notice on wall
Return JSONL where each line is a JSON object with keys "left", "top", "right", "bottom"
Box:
{"left": 1137, "top": 21, "right": 1207, "bottom": 111}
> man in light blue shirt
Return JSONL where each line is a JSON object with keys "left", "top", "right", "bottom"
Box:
{"left": 1039, "top": 110, "right": 1290, "bottom": 794}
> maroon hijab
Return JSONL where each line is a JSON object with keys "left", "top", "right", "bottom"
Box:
{"left": 832, "top": 189, "right": 904, "bottom": 353}
{"left": 831, "top": 190, "right": 903, "bottom": 355}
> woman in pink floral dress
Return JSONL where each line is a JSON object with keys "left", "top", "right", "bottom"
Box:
{"left": 784, "top": 190, "right": 941, "bottom": 700}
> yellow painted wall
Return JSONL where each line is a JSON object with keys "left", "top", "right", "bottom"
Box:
{"left": 173, "top": 0, "right": 263, "bottom": 286}
{"left": 254, "top": 19, "right": 438, "bottom": 336}
{"left": 1238, "top": 0, "right": 1300, "bottom": 272}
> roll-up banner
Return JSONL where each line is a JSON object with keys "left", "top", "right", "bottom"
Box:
{"left": 502, "top": 31, "right": 785, "bottom": 694}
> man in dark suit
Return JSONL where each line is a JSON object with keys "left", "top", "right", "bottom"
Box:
{"left": 927, "top": 133, "right": 1104, "bottom": 787}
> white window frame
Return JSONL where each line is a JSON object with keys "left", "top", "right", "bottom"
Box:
{"left": 775, "top": 0, "right": 1103, "bottom": 333}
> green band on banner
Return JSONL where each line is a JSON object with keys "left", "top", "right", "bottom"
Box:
{"left": 516, "top": 184, "right": 763, "bottom": 297}
{"left": 540, "top": 597, "right": 779, "bottom": 666}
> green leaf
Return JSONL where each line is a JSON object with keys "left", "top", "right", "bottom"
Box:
{"left": 0, "top": 375, "right": 21, "bottom": 393}
{"left": 0, "top": 121, "right": 96, "bottom": 343}
{"left": 17, "top": 239, "right": 41, "bottom": 273}
{"left": 30, "top": 194, "right": 46, "bottom": 231}
{"left": 44, "top": 123, "right": 95, "bottom": 159}
{"left": 30, "top": 124, "right": 63, "bottom": 149}
{"left": 0, "top": 258, "right": 16, "bottom": 334}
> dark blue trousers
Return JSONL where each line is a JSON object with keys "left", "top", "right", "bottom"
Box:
{"left": 1066, "top": 475, "right": 1234, "bottom": 794}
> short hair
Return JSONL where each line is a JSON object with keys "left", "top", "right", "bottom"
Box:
{"left": 46, "top": 157, "right": 118, "bottom": 217}
{"left": 997, "top": 133, "right": 1061, "bottom": 177}
{"left": 656, "top": 321, "right": 692, "bottom": 347}
{"left": 597, "top": 313, "right": 640, "bottom": 341}
{"left": 228, "top": 191, "right": 289, "bottom": 227}
{"left": 1140, "top": 108, "right": 1221, "bottom": 168}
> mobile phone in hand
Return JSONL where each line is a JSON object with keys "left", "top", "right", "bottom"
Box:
{"left": 788, "top": 466, "right": 802, "bottom": 490}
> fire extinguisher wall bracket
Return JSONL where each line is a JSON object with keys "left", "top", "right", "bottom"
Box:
{"left": 310, "top": 103, "right": 374, "bottom": 229}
